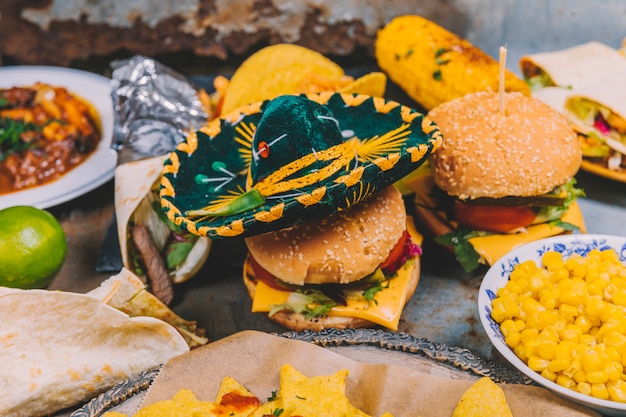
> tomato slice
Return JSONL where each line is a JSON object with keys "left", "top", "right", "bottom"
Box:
{"left": 247, "top": 255, "right": 291, "bottom": 291}
{"left": 453, "top": 201, "right": 537, "bottom": 233}
{"left": 379, "top": 231, "right": 408, "bottom": 273}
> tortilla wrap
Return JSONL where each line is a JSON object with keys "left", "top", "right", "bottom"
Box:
{"left": 114, "top": 155, "right": 211, "bottom": 284}
{"left": 520, "top": 41, "right": 626, "bottom": 89}
{"left": 88, "top": 267, "right": 209, "bottom": 347}
{"left": 0, "top": 288, "right": 189, "bottom": 417}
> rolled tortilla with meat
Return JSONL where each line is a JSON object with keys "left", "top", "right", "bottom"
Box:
{"left": 0, "top": 288, "right": 189, "bottom": 417}
{"left": 520, "top": 41, "right": 626, "bottom": 90}
{"left": 115, "top": 155, "right": 211, "bottom": 304}
{"left": 563, "top": 72, "right": 626, "bottom": 177}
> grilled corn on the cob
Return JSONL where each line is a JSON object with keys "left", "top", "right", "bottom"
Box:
{"left": 375, "top": 15, "right": 530, "bottom": 111}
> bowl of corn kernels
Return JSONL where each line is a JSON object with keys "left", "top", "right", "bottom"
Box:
{"left": 479, "top": 234, "right": 626, "bottom": 416}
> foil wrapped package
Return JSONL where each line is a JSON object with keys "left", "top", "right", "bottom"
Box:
{"left": 96, "top": 56, "right": 212, "bottom": 274}
{"left": 110, "top": 55, "right": 210, "bottom": 164}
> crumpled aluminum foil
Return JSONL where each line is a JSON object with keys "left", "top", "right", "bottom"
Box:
{"left": 110, "top": 55, "right": 209, "bottom": 165}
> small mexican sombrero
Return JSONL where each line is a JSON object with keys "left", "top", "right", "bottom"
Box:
{"left": 160, "top": 92, "right": 442, "bottom": 239}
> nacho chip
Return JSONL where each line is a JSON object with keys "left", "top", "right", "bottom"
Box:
{"left": 280, "top": 364, "right": 350, "bottom": 416}
{"left": 219, "top": 44, "right": 386, "bottom": 115}
{"left": 452, "top": 377, "right": 513, "bottom": 417}
{"left": 125, "top": 377, "right": 260, "bottom": 417}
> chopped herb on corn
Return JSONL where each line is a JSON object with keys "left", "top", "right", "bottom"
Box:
{"left": 491, "top": 248, "right": 626, "bottom": 402}
{"left": 375, "top": 15, "right": 530, "bottom": 111}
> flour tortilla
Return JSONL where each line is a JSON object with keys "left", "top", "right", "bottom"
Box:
{"left": 115, "top": 155, "right": 211, "bottom": 284}
{"left": 520, "top": 41, "right": 626, "bottom": 89}
{"left": 88, "top": 268, "right": 209, "bottom": 347}
{"left": 0, "top": 288, "right": 189, "bottom": 417}
{"left": 564, "top": 70, "right": 626, "bottom": 129}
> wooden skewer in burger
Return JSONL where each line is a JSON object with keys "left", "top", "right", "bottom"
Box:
{"left": 160, "top": 92, "right": 443, "bottom": 331}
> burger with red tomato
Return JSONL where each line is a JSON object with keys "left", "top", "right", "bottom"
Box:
{"left": 243, "top": 185, "right": 423, "bottom": 331}
{"left": 407, "top": 91, "right": 586, "bottom": 272}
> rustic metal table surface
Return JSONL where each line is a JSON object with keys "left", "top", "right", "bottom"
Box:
{"left": 46, "top": 110, "right": 626, "bottom": 365}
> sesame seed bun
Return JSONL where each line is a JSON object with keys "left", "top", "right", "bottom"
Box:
{"left": 244, "top": 186, "right": 406, "bottom": 286}
{"left": 427, "top": 91, "right": 582, "bottom": 200}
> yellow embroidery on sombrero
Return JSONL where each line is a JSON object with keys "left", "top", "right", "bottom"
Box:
{"left": 160, "top": 176, "right": 175, "bottom": 197}
{"left": 342, "top": 182, "right": 375, "bottom": 209}
{"left": 216, "top": 220, "right": 245, "bottom": 237}
{"left": 431, "top": 130, "right": 444, "bottom": 149}
{"left": 421, "top": 116, "right": 438, "bottom": 135}
{"left": 162, "top": 155, "right": 179, "bottom": 176}
{"left": 176, "top": 131, "right": 197, "bottom": 155}
{"left": 197, "top": 225, "right": 212, "bottom": 237}
{"left": 254, "top": 139, "right": 359, "bottom": 197}
{"left": 400, "top": 106, "right": 421, "bottom": 123}
{"left": 355, "top": 124, "right": 410, "bottom": 163}
{"left": 253, "top": 203, "right": 285, "bottom": 222}
{"left": 295, "top": 187, "right": 327, "bottom": 206}
{"left": 235, "top": 122, "right": 255, "bottom": 165}
{"left": 185, "top": 220, "right": 200, "bottom": 235}
{"left": 341, "top": 94, "right": 370, "bottom": 107}
{"left": 204, "top": 120, "right": 221, "bottom": 138}
{"left": 334, "top": 166, "right": 364, "bottom": 187}
{"left": 187, "top": 129, "right": 199, "bottom": 153}
{"left": 372, "top": 96, "right": 401, "bottom": 113}
{"left": 373, "top": 153, "right": 401, "bottom": 171}
{"left": 408, "top": 144, "right": 431, "bottom": 162}
{"left": 305, "top": 91, "right": 334, "bottom": 105}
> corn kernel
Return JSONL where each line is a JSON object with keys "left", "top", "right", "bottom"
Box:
{"left": 542, "top": 251, "right": 564, "bottom": 270}
{"left": 528, "top": 356, "right": 550, "bottom": 372}
{"left": 578, "top": 382, "right": 592, "bottom": 396}
{"left": 558, "top": 303, "right": 579, "bottom": 322}
{"left": 591, "top": 382, "right": 610, "bottom": 400}
{"left": 608, "top": 379, "right": 626, "bottom": 402}
{"left": 587, "top": 370, "right": 609, "bottom": 384}
{"left": 559, "top": 324, "right": 582, "bottom": 343}
{"left": 607, "top": 361, "right": 624, "bottom": 381}
{"left": 505, "top": 332, "right": 521, "bottom": 349}
{"left": 556, "top": 374, "right": 576, "bottom": 389}
{"left": 548, "top": 357, "right": 570, "bottom": 373}
{"left": 537, "top": 340, "right": 558, "bottom": 360}
{"left": 587, "top": 296, "right": 607, "bottom": 318}
{"left": 582, "top": 349, "right": 605, "bottom": 373}
{"left": 575, "top": 315, "right": 593, "bottom": 333}
{"left": 541, "top": 368, "right": 558, "bottom": 382}
{"left": 500, "top": 319, "right": 518, "bottom": 336}
{"left": 520, "top": 328, "right": 539, "bottom": 344}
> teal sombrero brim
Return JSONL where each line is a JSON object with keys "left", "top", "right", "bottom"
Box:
{"left": 160, "top": 92, "right": 442, "bottom": 239}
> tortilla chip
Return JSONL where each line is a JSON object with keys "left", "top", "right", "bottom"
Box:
{"left": 220, "top": 44, "right": 386, "bottom": 115}
{"left": 0, "top": 289, "right": 189, "bottom": 417}
{"left": 452, "top": 377, "right": 513, "bottom": 417}
{"left": 280, "top": 364, "right": 350, "bottom": 416}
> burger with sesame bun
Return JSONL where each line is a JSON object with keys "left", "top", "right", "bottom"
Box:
{"left": 243, "top": 185, "right": 423, "bottom": 331}
{"left": 405, "top": 91, "right": 586, "bottom": 273}
{"left": 160, "top": 92, "right": 442, "bottom": 331}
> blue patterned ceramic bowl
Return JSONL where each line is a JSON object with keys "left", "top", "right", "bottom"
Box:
{"left": 479, "top": 234, "right": 626, "bottom": 416}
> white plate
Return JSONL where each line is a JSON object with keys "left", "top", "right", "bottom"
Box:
{"left": 479, "top": 234, "right": 626, "bottom": 416}
{"left": 0, "top": 66, "right": 116, "bottom": 209}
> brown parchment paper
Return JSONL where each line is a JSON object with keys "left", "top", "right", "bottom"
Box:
{"left": 141, "top": 330, "right": 599, "bottom": 417}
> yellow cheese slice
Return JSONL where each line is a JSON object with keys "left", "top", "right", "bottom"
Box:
{"left": 249, "top": 220, "right": 422, "bottom": 331}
